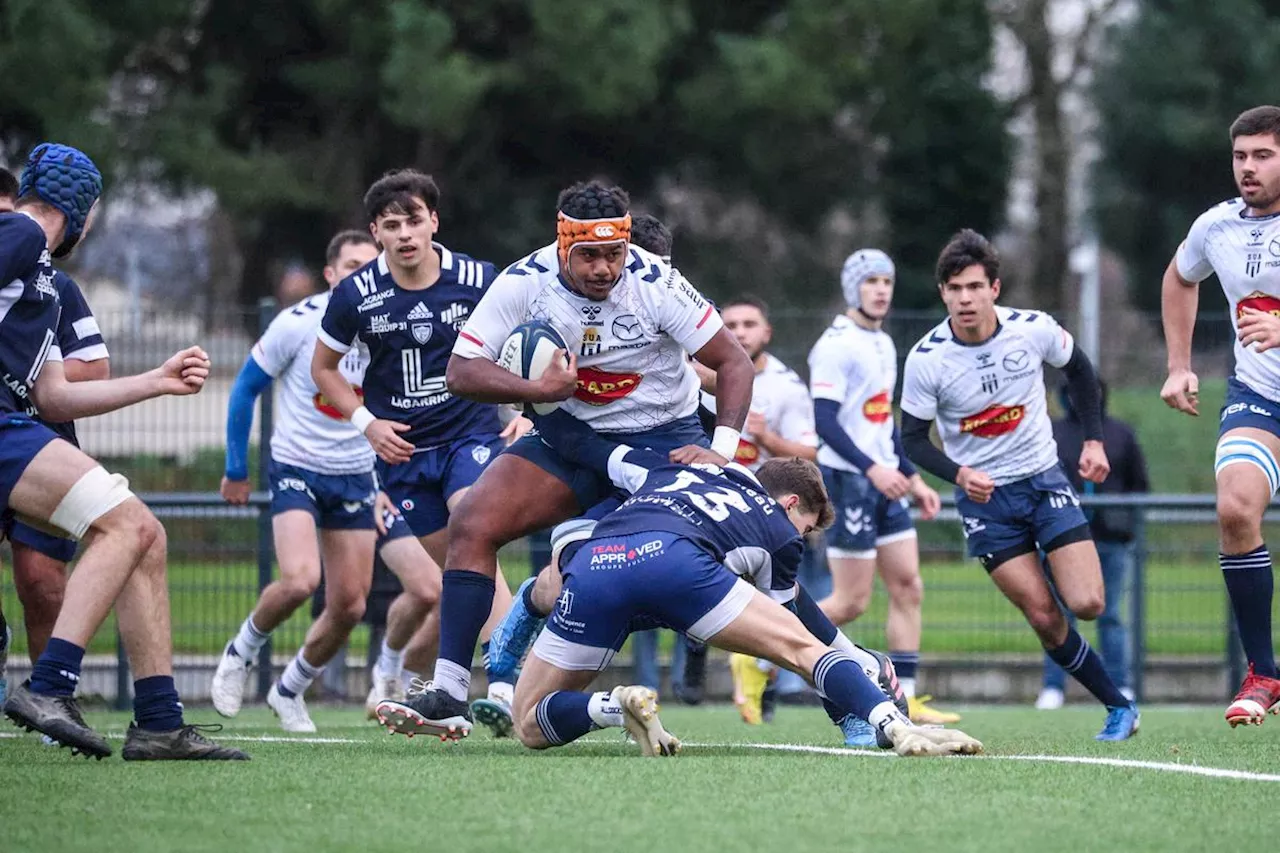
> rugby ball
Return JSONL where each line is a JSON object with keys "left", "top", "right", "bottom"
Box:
{"left": 498, "top": 320, "right": 571, "bottom": 415}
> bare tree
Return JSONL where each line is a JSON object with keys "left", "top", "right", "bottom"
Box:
{"left": 992, "top": 0, "right": 1125, "bottom": 311}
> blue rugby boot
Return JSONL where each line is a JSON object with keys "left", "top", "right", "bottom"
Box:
{"left": 487, "top": 577, "right": 544, "bottom": 682}
{"left": 1096, "top": 703, "right": 1141, "bottom": 741}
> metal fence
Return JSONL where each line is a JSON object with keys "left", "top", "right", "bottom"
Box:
{"left": 0, "top": 300, "right": 1261, "bottom": 705}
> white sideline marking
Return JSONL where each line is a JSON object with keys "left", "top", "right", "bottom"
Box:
{"left": 6, "top": 729, "right": 1280, "bottom": 782}
{"left": 702, "top": 741, "right": 1280, "bottom": 782}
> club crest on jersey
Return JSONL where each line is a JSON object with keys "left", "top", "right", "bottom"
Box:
{"left": 574, "top": 366, "right": 642, "bottom": 405}
{"left": 580, "top": 327, "right": 602, "bottom": 357}
{"left": 735, "top": 437, "right": 760, "bottom": 465}
{"left": 960, "top": 404, "right": 1025, "bottom": 438}
{"left": 471, "top": 445, "right": 491, "bottom": 465}
{"left": 1237, "top": 291, "right": 1280, "bottom": 320}
{"left": 862, "top": 390, "right": 892, "bottom": 423}
{"left": 314, "top": 386, "right": 363, "bottom": 420}
{"left": 412, "top": 323, "right": 433, "bottom": 344}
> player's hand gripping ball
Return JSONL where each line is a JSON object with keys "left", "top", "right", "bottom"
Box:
{"left": 498, "top": 321, "right": 576, "bottom": 413}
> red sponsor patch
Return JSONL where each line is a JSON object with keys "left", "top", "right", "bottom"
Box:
{"left": 314, "top": 386, "right": 363, "bottom": 420}
{"left": 574, "top": 367, "right": 643, "bottom": 406}
{"left": 959, "top": 404, "right": 1025, "bottom": 438}
{"left": 1237, "top": 291, "right": 1280, "bottom": 320}
{"left": 862, "top": 390, "right": 892, "bottom": 424}
{"left": 734, "top": 438, "right": 760, "bottom": 465}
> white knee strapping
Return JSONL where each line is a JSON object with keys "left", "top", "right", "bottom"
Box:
{"left": 49, "top": 467, "right": 134, "bottom": 540}
{"left": 1215, "top": 436, "right": 1280, "bottom": 495}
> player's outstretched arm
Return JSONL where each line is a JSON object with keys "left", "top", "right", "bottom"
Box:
{"left": 1160, "top": 257, "right": 1201, "bottom": 416}
{"left": 692, "top": 328, "right": 755, "bottom": 459}
{"left": 444, "top": 351, "right": 578, "bottom": 405}
{"left": 221, "top": 356, "right": 273, "bottom": 504}
{"left": 30, "top": 345, "right": 209, "bottom": 423}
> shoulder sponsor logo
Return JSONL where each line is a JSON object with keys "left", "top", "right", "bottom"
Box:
{"left": 313, "top": 386, "right": 364, "bottom": 420}
{"left": 611, "top": 314, "right": 643, "bottom": 341}
{"left": 862, "top": 390, "right": 892, "bottom": 423}
{"left": 412, "top": 323, "right": 433, "bottom": 344}
{"left": 1001, "top": 350, "right": 1030, "bottom": 372}
{"left": 471, "top": 445, "right": 491, "bottom": 465}
{"left": 960, "top": 404, "right": 1025, "bottom": 438}
{"left": 574, "top": 366, "right": 643, "bottom": 405}
{"left": 1237, "top": 291, "right": 1280, "bottom": 320}
{"left": 441, "top": 302, "right": 470, "bottom": 330}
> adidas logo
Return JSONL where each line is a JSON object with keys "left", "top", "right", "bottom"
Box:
{"left": 407, "top": 302, "right": 434, "bottom": 320}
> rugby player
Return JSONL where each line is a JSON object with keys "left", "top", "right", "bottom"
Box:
{"left": 313, "top": 169, "right": 522, "bottom": 735}
{"left": 1159, "top": 105, "right": 1280, "bottom": 725}
{"left": 1, "top": 143, "right": 244, "bottom": 760}
{"left": 808, "top": 249, "right": 956, "bottom": 734}
{"left": 395, "top": 182, "right": 755, "bottom": 737}
{"left": 900, "top": 229, "right": 1139, "bottom": 741}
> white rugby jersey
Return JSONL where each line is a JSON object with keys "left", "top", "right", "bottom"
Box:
{"left": 251, "top": 290, "right": 375, "bottom": 475}
{"left": 900, "top": 306, "right": 1072, "bottom": 486}
{"left": 453, "top": 243, "right": 723, "bottom": 432}
{"left": 1176, "top": 197, "right": 1280, "bottom": 402}
{"left": 701, "top": 354, "right": 817, "bottom": 470}
{"left": 808, "top": 315, "right": 898, "bottom": 472}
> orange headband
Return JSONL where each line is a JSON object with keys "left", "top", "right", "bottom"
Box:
{"left": 557, "top": 212, "right": 632, "bottom": 267}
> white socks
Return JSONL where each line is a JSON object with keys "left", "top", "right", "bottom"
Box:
{"left": 588, "top": 691, "right": 624, "bottom": 728}
{"left": 376, "top": 638, "right": 404, "bottom": 680}
{"left": 231, "top": 616, "right": 269, "bottom": 660}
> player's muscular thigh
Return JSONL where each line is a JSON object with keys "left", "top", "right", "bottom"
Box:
{"left": 447, "top": 455, "right": 580, "bottom": 568}
{"left": 1217, "top": 426, "right": 1279, "bottom": 550}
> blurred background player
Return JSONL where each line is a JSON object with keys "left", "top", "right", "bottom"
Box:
{"left": 900, "top": 229, "right": 1139, "bottom": 741}
{"left": 1037, "top": 379, "right": 1147, "bottom": 709}
{"left": 2, "top": 143, "right": 244, "bottom": 760}
{"left": 409, "top": 181, "right": 754, "bottom": 738}
{"left": 314, "top": 169, "right": 522, "bottom": 736}
{"left": 697, "top": 295, "right": 820, "bottom": 722}
{"left": 806, "top": 249, "right": 955, "bottom": 735}
{"left": 1160, "top": 105, "right": 1280, "bottom": 726}
{"left": 212, "top": 230, "right": 443, "bottom": 731}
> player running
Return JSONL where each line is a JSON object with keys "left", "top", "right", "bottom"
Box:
{"left": 312, "top": 169, "right": 522, "bottom": 734}
{"left": 807, "top": 249, "right": 956, "bottom": 735}
{"left": 1160, "top": 105, "right": 1280, "bottom": 726}
{"left": 1, "top": 143, "right": 245, "bottom": 760}
{"left": 0, "top": 168, "right": 110, "bottom": 705}
{"left": 393, "top": 181, "right": 755, "bottom": 738}
{"left": 376, "top": 412, "right": 982, "bottom": 757}
{"left": 900, "top": 229, "right": 1139, "bottom": 741}
{"left": 211, "top": 230, "right": 444, "bottom": 731}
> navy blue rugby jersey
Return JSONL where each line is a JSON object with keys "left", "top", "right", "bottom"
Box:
{"left": 0, "top": 213, "right": 61, "bottom": 416}
{"left": 319, "top": 244, "right": 503, "bottom": 448}
{"left": 589, "top": 449, "right": 805, "bottom": 601}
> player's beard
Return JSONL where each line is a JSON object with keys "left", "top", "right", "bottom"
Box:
{"left": 1243, "top": 180, "right": 1280, "bottom": 212}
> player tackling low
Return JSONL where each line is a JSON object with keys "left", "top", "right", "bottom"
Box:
{"left": 900, "top": 229, "right": 1139, "bottom": 741}
{"left": 1160, "top": 105, "right": 1280, "bottom": 725}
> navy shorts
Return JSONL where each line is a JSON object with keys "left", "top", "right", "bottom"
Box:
{"left": 376, "top": 506, "right": 416, "bottom": 547}
{"left": 0, "top": 415, "right": 60, "bottom": 511}
{"left": 376, "top": 433, "right": 505, "bottom": 537}
{"left": 268, "top": 459, "right": 376, "bottom": 530}
{"left": 5, "top": 516, "right": 77, "bottom": 563}
{"left": 531, "top": 531, "right": 755, "bottom": 671}
{"left": 820, "top": 466, "right": 914, "bottom": 556}
{"left": 506, "top": 415, "right": 709, "bottom": 512}
{"left": 1220, "top": 377, "right": 1280, "bottom": 438}
{"left": 956, "top": 466, "right": 1091, "bottom": 572}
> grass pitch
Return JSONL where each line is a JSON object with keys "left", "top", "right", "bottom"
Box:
{"left": 1, "top": 704, "right": 1269, "bottom": 853}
